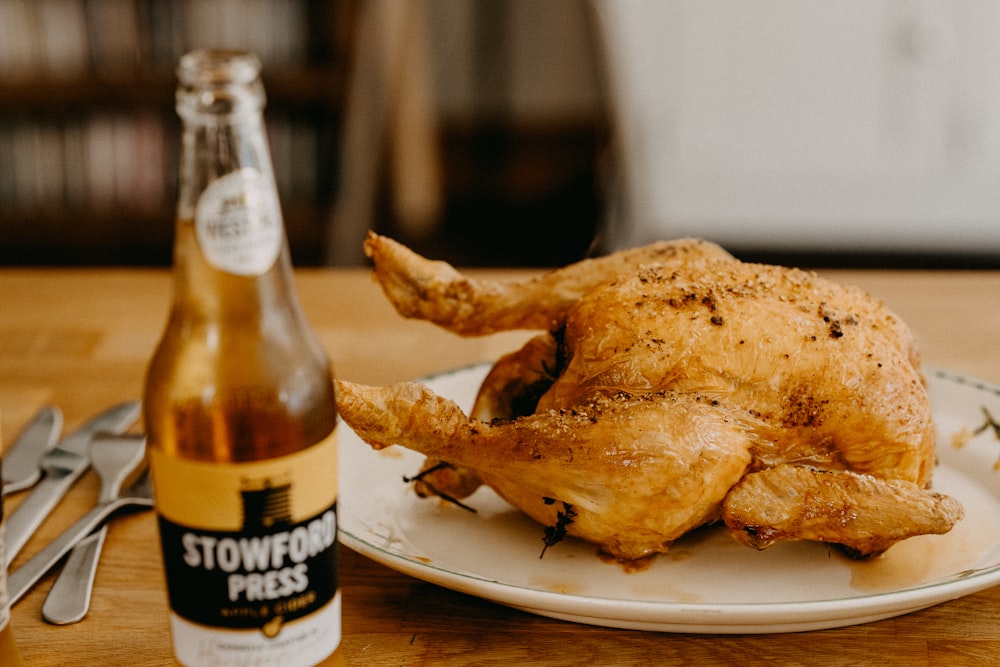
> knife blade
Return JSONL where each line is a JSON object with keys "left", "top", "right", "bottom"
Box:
{"left": 2, "top": 406, "right": 63, "bottom": 495}
{"left": 3, "top": 400, "right": 141, "bottom": 566}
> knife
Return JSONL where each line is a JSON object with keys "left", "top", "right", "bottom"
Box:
{"left": 2, "top": 406, "right": 63, "bottom": 496}
{"left": 4, "top": 400, "right": 141, "bottom": 566}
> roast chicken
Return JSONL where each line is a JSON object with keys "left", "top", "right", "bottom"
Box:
{"left": 336, "top": 233, "right": 963, "bottom": 561}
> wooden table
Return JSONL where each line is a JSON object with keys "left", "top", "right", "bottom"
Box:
{"left": 2, "top": 266, "right": 1000, "bottom": 666}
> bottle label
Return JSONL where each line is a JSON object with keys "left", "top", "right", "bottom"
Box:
{"left": 151, "top": 433, "right": 339, "bottom": 667}
{"left": 195, "top": 168, "right": 283, "bottom": 276}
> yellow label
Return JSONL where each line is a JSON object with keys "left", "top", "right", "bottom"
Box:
{"left": 151, "top": 433, "right": 338, "bottom": 530}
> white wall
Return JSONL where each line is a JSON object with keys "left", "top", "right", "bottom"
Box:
{"left": 596, "top": 0, "right": 1000, "bottom": 256}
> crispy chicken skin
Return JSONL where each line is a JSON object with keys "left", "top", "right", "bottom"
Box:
{"left": 724, "top": 466, "right": 962, "bottom": 557}
{"left": 339, "top": 234, "right": 963, "bottom": 560}
{"left": 364, "top": 232, "right": 733, "bottom": 335}
{"left": 542, "top": 261, "right": 934, "bottom": 486}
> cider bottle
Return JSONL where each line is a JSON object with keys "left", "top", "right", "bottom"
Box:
{"left": 1, "top": 455, "right": 26, "bottom": 667}
{"left": 144, "top": 50, "right": 343, "bottom": 667}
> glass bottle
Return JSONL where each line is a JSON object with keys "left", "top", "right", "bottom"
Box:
{"left": 144, "top": 50, "right": 343, "bottom": 667}
{"left": 1, "top": 454, "right": 25, "bottom": 667}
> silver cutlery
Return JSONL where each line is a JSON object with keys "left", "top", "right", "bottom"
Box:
{"left": 42, "top": 433, "right": 146, "bottom": 625}
{"left": 2, "top": 406, "right": 62, "bottom": 496}
{"left": 4, "top": 400, "right": 141, "bottom": 565}
{"left": 7, "top": 433, "right": 153, "bottom": 606}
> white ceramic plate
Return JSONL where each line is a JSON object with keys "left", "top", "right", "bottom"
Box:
{"left": 338, "top": 364, "right": 1000, "bottom": 633}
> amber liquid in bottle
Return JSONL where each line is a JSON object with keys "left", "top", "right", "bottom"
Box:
{"left": 0, "top": 624, "right": 22, "bottom": 667}
{"left": 0, "top": 455, "right": 25, "bottom": 667}
{"left": 144, "top": 50, "right": 344, "bottom": 667}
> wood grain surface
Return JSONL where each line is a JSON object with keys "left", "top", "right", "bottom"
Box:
{"left": 2, "top": 267, "right": 1000, "bottom": 666}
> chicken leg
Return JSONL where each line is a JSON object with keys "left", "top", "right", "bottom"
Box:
{"left": 337, "top": 379, "right": 757, "bottom": 560}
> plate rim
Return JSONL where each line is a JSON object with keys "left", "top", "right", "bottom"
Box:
{"left": 338, "top": 363, "right": 1000, "bottom": 632}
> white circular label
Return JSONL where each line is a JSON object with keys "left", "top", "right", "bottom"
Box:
{"left": 195, "top": 169, "right": 283, "bottom": 275}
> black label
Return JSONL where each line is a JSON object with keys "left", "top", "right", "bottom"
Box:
{"left": 158, "top": 503, "right": 338, "bottom": 630}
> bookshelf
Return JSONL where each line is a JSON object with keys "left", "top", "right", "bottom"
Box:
{"left": 0, "top": 0, "right": 356, "bottom": 266}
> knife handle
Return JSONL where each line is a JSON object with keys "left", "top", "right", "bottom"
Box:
{"left": 4, "top": 472, "right": 78, "bottom": 565}
{"left": 7, "top": 498, "right": 127, "bottom": 606}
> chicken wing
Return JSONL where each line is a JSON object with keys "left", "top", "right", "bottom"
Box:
{"left": 364, "top": 232, "right": 733, "bottom": 335}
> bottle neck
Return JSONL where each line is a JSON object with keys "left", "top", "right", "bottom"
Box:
{"left": 176, "top": 113, "right": 275, "bottom": 218}
{"left": 174, "top": 49, "right": 272, "bottom": 220}
{"left": 170, "top": 51, "right": 298, "bottom": 322}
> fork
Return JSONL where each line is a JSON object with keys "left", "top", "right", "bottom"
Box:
{"left": 7, "top": 434, "right": 154, "bottom": 606}
{"left": 42, "top": 433, "right": 147, "bottom": 624}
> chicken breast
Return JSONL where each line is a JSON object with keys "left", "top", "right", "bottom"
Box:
{"left": 541, "top": 261, "right": 934, "bottom": 486}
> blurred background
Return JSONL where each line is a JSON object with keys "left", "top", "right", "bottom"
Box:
{"left": 1, "top": 0, "right": 999, "bottom": 269}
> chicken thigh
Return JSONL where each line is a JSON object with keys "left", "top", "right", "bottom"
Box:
{"left": 337, "top": 233, "right": 963, "bottom": 560}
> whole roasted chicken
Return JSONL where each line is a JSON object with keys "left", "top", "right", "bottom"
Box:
{"left": 336, "top": 233, "right": 963, "bottom": 561}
